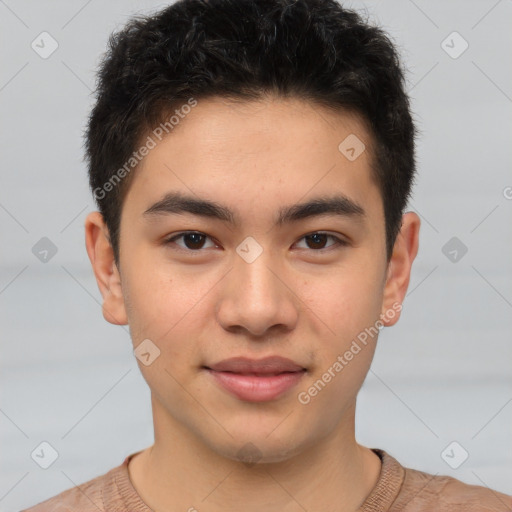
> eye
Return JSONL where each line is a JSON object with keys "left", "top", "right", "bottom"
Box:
{"left": 294, "top": 232, "right": 347, "bottom": 251}
{"left": 164, "top": 231, "right": 217, "bottom": 251}
{"left": 163, "top": 231, "right": 347, "bottom": 253}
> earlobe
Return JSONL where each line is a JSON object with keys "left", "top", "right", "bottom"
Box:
{"left": 84, "top": 211, "right": 128, "bottom": 326}
{"left": 380, "top": 211, "right": 421, "bottom": 327}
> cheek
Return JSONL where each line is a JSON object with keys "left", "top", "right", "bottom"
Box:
{"left": 298, "top": 273, "right": 382, "bottom": 417}
{"left": 123, "top": 263, "right": 215, "bottom": 370}
{"left": 308, "top": 261, "right": 384, "bottom": 349}
{"left": 123, "top": 259, "right": 197, "bottom": 338}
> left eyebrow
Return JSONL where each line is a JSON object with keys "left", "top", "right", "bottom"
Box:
{"left": 275, "top": 195, "right": 367, "bottom": 226}
{"left": 142, "top": 191, "right": 367, "bottom": 226}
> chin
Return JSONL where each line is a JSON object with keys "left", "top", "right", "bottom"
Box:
{"left": 201, "top": 427, "right": 311, "bottom": 466}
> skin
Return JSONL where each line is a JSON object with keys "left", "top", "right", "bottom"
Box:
{"left": 85, "top": 96, "right": 420, "bottom": 511}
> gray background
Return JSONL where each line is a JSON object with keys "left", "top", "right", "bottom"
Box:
{"left": 1, "top": 0, "right": 511, "bottom": 510}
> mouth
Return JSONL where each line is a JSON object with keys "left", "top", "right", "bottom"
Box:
{"left": 203, "top": 356, "right": 307, "bottom": 402}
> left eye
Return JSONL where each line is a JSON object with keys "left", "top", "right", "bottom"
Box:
{"left": 294, "top": 232, "right": 346, "bottom": 250}
{"left": 164, "top": 231, "right": 346, "bottom": 251}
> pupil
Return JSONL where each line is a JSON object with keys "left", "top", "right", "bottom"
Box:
{"left": 186, "top": 233, "right": 204, "bottom": 249}
{"left": 308, "top": 233, "right": 326, "bottom": 249}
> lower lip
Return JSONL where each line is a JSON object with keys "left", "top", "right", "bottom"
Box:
{"left": 206, "top": 369, "right": 306, "bottom": 402}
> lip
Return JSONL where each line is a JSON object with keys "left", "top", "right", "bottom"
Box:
{"left": 204, "top": 356, "right": 307, "bottom": 402}
{"left": 206, "top": 356, "right": 306, "bottom": 374}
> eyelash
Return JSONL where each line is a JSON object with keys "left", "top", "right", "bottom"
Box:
{"left": 163, "top": 231, "right": 348, "bottom": 253}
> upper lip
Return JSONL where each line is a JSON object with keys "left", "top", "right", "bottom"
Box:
{"left": 205, "top": 356, "right": 306, "bottom": 374}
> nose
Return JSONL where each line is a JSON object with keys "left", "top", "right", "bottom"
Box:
{"left": 215, "top": 247, "right": 299, "bottom": 338}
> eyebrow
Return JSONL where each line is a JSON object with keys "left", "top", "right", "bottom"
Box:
{"left": 143, "top": 191, "right": 367, "bottom": 227}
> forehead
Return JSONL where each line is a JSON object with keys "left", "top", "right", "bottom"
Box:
{"left": 123, "top": 96, "right": 383, "bottom": 227}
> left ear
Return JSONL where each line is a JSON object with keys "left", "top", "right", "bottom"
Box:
{"left": 380, "top": 211, "right": 421, "bottom": 327}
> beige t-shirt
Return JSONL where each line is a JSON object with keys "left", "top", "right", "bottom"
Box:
{"left": 21, "top": 448, "right": 512, "bottom": 511}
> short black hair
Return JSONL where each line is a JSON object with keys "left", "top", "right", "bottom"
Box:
{"left": 86, "top": 0, "right": 418, "bottom": 267}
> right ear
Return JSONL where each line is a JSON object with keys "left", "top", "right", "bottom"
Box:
{"left": 84, "top": 211, "right": 128, "bottom": 325}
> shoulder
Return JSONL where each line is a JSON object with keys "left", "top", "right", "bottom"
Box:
{"left": 20, "top": 463, "right": 122, "bottom": 512}
{"left": 391, "top": 464, "right": 512, "bottom": 512}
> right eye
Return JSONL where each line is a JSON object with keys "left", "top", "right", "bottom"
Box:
{"left": 164, "top": 231, "right": 218, "bottom": 252}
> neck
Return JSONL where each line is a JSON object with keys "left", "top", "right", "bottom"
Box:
{"left": 128, "top": 395, "right": 381, "bottom": 512}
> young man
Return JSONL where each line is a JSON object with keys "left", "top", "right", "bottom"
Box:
{"left": 23, "top": 0, "right": 511, "bottom": 510}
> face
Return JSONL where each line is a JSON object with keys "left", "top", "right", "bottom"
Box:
{"left": 86, "top": 96, "right": 418, "bottom": 464}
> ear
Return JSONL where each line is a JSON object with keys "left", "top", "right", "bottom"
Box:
{"left": 380, "top": 211, "right": 420, "bottom": 327}
{"left": 84, "top": 211, "right": 128, "bottom": 325}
